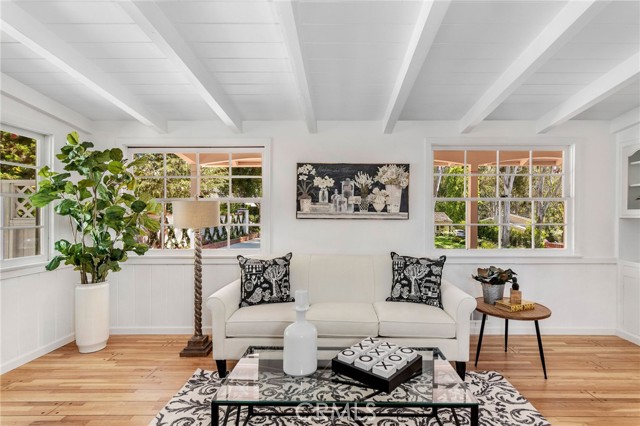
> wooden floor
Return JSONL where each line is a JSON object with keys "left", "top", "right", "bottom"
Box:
{"left": 0, "top": 335, "right": 638, "bottom": 425}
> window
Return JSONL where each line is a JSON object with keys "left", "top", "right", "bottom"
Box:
{"left": 129, "top": 148, "right": 265, "bottom": 252}
{"left": 1, "top": 127, "right": 48, "bottom": 265}
{"left": 432, "top": 147, "right": 570, "bottom": 251}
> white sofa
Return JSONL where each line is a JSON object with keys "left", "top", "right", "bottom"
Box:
{"left": 207, "top": 254, "right": 477, "bottom": 378}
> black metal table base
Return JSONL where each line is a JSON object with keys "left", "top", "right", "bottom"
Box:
{"left": 211, "top": 403, "right": 479, "bottom": 426}
{"left": 474, "top": 313, "right": 548, "bottom": 379}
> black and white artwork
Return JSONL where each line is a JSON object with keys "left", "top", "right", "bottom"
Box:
{"left": 296, "top": 163, "right": 410, "bottom": 219}
{"left": 387, "top": 252, "right": 446, "bottom": 308}
{"left": 238, "top": 253, "right": 294, "bottom": 307}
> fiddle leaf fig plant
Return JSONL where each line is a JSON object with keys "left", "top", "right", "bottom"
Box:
{"left": 30, "top": 131, "right": 162, "bottom": 284}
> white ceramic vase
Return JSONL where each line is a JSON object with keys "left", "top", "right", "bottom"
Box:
{"left": 385, "top": 184, "right": 402, "bottom": 213}
{"left": 75, "top": 282, "right": 110, "bottom": 353}
{"left": 283, "top": 290, "right": 317, "bottom": 376}
{"left": 373, "top": 200, "right": 386, "bottom": 212}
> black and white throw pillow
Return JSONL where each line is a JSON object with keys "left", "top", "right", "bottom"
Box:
{"left": 386, "top": 252, "right": 446, "bottom": 308}
{"left": 238, "top": 253, "right": 294, "bottom": 307}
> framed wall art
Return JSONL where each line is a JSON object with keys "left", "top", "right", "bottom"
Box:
{"left": 296, "top": 163, "right": 410, "bottom": 220}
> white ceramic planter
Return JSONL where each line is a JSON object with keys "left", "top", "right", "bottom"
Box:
{"left": 75, "top": 282, "right": 110, "bottom": 353}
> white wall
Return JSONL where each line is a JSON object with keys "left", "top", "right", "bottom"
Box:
{"left": 0, "top": 95, "right": 105, "bottom": 373}
{"left": 1, "top": 111, "right": 621, "bottom": 372}
{"left": 105, "top": 120, "right": 618, "bottom": 337}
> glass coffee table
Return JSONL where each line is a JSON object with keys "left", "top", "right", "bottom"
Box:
{"left": 211, "top": 346, "right": 479, "bottom": 425}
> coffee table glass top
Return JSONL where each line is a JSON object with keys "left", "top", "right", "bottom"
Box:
{"left": 214, "top": 346, "right": 478, "bottom": 408}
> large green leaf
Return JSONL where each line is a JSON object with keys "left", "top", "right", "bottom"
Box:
{"left": 30, "top": 191, "right": 59, "bottom": 207}
{"left": 142, "top": 215, "right": 161, "bottom": 232}
{"left": 67, "top": 131, "right": 79, "bottom": 145}
{"left": 131, "top": 200, "right": 146, "bottom": 213}
{"left": 109, "top": 148, "right": 123, "bottom": 161}
{"left": 55, "top": 199, "right": 76, "bottom": 215}
{"left": 107, "top": 161, "right": 124, "bottom": 174}
{"left": 45, "top": 255, "right": 64, "bottom": 271}
{"left": 105, "top": 206, "right": 126, "bottom": 222}
{"left": 54, "top": 239, "right": 71, "bottom": 254}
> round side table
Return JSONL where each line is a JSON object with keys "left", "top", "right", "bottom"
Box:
{"left": 474, "top": 297, "right": 552, "bottom": 379}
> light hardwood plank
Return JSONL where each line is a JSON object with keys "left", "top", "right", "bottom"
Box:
{"left": 0, "top": 335, "right": 638, "bottom": 425}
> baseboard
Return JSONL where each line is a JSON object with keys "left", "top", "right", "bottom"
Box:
{"left": 615, "top": 329, "right": 640, "bottom": 345}
{"left": 470, "top": 321, "right": 616, "bottom": 335}
{"left": 110, "top": 326, "right": 213, "bottom": 335}
{"left": 1, "top": 333, "right": 75, "bottom": 374}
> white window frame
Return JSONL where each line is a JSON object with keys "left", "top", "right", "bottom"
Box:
{"left": 427, "top": 141, "right": 574, "bottom": 256}
{"left": 0, "top": 125, "right": 51, "bottom": 269}
{"left": 128, "top": 142, "right": 270, "bottom": 257}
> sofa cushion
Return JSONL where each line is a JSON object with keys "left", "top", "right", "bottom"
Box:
{"left": 238, "top": 252, "right": 294, "bottom": 307}
{"left": 307, "top": 256, "right": 375, "bottom": 303}
{"left": 374, "top": 301, "right": 456, "bottom": 338}
{"left": 306, "top": 303, "right": 378, "bottom": 337}
{"left": 386, "top": 252, "right": 446, "bottom": 309}
{"left": 227, "top": 302, "right": 296, "bottom": 337}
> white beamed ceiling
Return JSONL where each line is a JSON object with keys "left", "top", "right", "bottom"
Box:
{"left": 1, "top": 0, "right": 638, "bottom": 132}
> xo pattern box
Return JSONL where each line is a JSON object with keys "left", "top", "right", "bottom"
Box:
{"left": 331, "top": 337, "right": 423, "bottom": 393}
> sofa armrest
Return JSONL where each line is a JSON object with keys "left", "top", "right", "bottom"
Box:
{"left": 441, "top": 279, "right": 477, "bottom": 362}
{"left": 206, "top": 279, "right": 241, "bottom": 360}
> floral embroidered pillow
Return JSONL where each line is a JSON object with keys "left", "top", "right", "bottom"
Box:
{"left": 238, "top": 253, "right": 294, "bottom": 307}
{"left": 386, "top": 252, "right": 446, "bottom": 309}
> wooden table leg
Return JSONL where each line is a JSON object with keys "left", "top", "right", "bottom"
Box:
{"left": 504, "top": 319, "right": 509, "bottom": 352}
{"left": 475, "top": 314, "right": 487, "bottom": 367}
{"left": 534, "top": 320, "right": 548, "bottom": 379}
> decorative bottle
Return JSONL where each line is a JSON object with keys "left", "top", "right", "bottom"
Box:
{"left": 283, "top": 290, "right": 317, "bottom": 376}
{"left": 319, "top": 188, "right": 329, "bottom": 204}
{"left": 331, "top": 189, "right": 340, "bottom": 212}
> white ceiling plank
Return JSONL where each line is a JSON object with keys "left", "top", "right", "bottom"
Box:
{"left": 458, "top": 0, "right": 609, "bottom": 134}
{"left": 0, "top": 2, "right": 167, "bottom": 133}
{"left": 382, "top": 0, "right": 451, "bottom": 134}
{"left": 273, "top": 0, "right": 317, "bottom": 133}
{"left": 610, "top": 106, "right": 640, "bottom": 134}
{"left": 537, "top": 53, "right": 640, "bottom": 133}
{"left": 1, "top": 73, "right": 94, "bottom": 134}
{"left": 119, "top": 1, "right": 242, "bottom": 132}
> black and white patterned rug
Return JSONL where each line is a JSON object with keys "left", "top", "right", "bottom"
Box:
{"left": 150, "top": 369, "right": 549, "bottom": 426}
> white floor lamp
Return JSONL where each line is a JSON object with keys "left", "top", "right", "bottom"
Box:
{"left": 172, "top": 200, "right": 220, "bottom": 357}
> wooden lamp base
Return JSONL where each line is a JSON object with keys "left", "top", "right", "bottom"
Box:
{"left": 180, "top": 335, "right": 212, "bottom": 357}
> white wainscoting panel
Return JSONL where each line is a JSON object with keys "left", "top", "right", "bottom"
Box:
{"left": 617, "top": 260, "right": 640, "bottom": 344}
{"left": 1, "top": 267, "right": 76, "bottom": 373}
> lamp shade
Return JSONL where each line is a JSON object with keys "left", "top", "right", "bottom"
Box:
{"left": 172, "top": 200, "right": 220, "bottom": 229}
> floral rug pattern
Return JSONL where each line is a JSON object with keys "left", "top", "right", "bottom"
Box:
{"left": 150, "top": 369, "right": 549, "bottom": 426}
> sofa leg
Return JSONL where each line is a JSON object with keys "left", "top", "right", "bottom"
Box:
{"left": 216, "top": 359, "right": 227, "bottom": 378}
{"left": 455, "top": 361, "right": 466, "bottom": 380}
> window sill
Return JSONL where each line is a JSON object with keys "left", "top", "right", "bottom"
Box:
{"left": 0, "top": 262, "right": 70, "bottom": 279}
{"left": 123, "top": 251, "right": 254, "bottom": 266}
{"left": 432, "top": 253, "right": 616, "bottom": 265}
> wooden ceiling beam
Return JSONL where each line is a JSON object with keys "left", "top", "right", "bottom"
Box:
{"left": 0, "top": 2, "right": 167, "bottom": 133}
{"left": 537, "top": 53, "right": 640, "bottom": 133}
{"left": 1, "top": 73, "right": 94, "bottom": 134}
{"left": 610, "top": 106, "right": 640, "bottom": 134}
{"left": 273, "top": 0, "right": 317, "bottom": 133}
{"left": 459, "top": 0, "right": 608, "bottom": 134}
{"left": 382, "top": 0, "right": 450, "bottom": 134}
{"left": 120, "top": 1, "right": 243, "bottom": 133}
